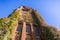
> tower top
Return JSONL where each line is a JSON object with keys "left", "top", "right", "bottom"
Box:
{"left": 8, "top": 6, "right": 46, "bottom": 26}
{"left": 17, "top": 6, "right": 32, "bottom": 12}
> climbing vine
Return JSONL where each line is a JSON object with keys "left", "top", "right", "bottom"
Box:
{"left": 0, "top": 18, "right": 17, "bottom": 40}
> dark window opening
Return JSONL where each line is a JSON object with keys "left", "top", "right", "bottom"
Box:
{"left": 22, "top": 9, "right": 29, "bottom": 11}
{"left": 33, "top": 27, "right": 39, "bottom": 36}
{"left": 26, "top": 25, "right": 31, "bottom": 34}
{"left": 16, "top": 24, "right": 22, "bottom": 32}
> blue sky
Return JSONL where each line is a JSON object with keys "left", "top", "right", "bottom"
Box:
{"left": 0, "top": 0, "right": 60, "bottom": 31}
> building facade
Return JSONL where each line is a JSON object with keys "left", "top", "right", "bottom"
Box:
{"left": 11, "top": 6, "right": 46, "bottom": 40}
{"left": 0, "top": 6, "right": 60, "bottom": 40}
{"left": 14, "top": 6, "right": 42, "bottom": 40}
{"left": 10, "top": 6, "right": 57, "bottom": 40}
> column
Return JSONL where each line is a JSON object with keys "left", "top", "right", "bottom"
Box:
{"left": 21, "top": 22, "right": 26, "bottom": 40}
{"left": 30, "top": 23, "right": 36, "bottom": 40}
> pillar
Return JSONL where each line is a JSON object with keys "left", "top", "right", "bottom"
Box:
{"left": 30, "top": 23, "right": 36, "bottom": 40}
{"left": 21, "top": 22, "right": 26, "bottom": 40}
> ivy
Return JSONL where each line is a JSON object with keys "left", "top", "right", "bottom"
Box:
{"left": 0, "top": 18, "right": 17, "bottom": 40}
{"left": 42, "top": 27, "right": 54, "bottom": 40}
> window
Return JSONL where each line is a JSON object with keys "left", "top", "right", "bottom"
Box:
{"left": 26, "top": 25, "right": 31, "bottom": 34}
{"left": 33, "top": 27, "right": 39, "bottom": 36}
{"left": 15, "top": 24, "right": 22, "bottom": 40}
{"left": 16, "top": 24, "right": 22, "bottom": 32}
{"left": 22, "top": 9, "right": 29, "bottom": 11}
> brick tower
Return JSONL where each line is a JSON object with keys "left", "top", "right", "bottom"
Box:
{"left": 12, "top": 6, "right": 47, "bottom": 40}
{"left": 9, "top": 6, "right": 54, "bottom": 40}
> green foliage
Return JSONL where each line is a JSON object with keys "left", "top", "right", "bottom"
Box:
{"left": 0, "top": 7, "right": 55, "bottom": 40}
{"left": 8, "top": 10, "right": 20, "bottom": 21}
{"left": 34, "top": 10, "right": 55, "bottom": 40}
{"left": 34, "top": 10, "right": 46, "bottom": 26}
{"left": 0, "top": 18, "right": 17, "bottom": 40}
{"left": 0, "top": 9, "right": 19, "bottom": 40}
{"left": 42, "top": 27, "right": 54, "bottom": 40}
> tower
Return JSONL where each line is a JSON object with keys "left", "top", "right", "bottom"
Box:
{"left": 8, "top": 6, "right": 55, "bottom": 40}
{"left": 12, "top": 6, "right": 47, "bottom": 40}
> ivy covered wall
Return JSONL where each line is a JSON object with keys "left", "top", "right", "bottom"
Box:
{"left": 0, "top": 6, "right": 56, "bottom": 40}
